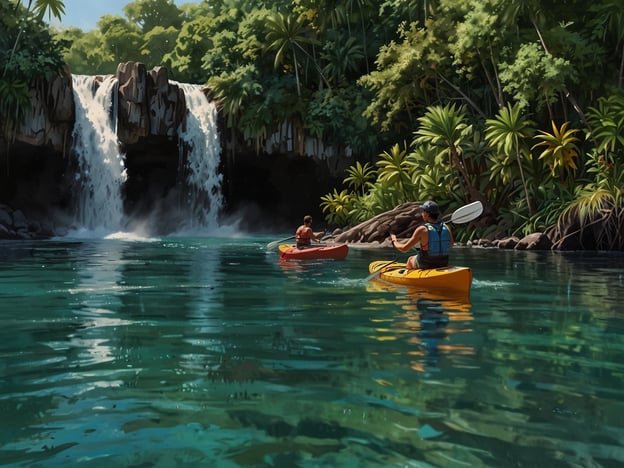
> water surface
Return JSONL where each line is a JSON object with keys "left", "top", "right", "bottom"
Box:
{"left": 1, "top": 237, "right": 623, "bottom": 467}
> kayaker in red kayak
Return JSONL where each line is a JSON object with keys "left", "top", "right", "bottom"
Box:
{"left": 295, "top": 215, "right": 324, "bottom": 248}
{"left": 390, "top": 200, "right": 454, "bottom": 269}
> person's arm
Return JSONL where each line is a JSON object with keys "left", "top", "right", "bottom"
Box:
{"left": 313, "top": 231, "right": 325, "bottom": 242}
{"left": 302, "top": 227, "right": 323, "bottom": 243}
{"left": 448, "top": 225, "right": 454, "bottom": 247}
{"left": 390, "top": 227, "right": 423, "bottom": 252}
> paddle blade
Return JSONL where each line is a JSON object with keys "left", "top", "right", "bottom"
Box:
{"left": 450, "top": 201, "right": 483, "bottom": 224}
{"left": 366, "top": 260, "right": 398, "bottom": 281}
{"left": 267, "top": 235, "right": 296, "bottom": 250}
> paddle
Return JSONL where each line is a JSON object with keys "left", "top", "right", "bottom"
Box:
{"left": 367, "top": 201, "right": 483, "bottom": 281}
{"left": 365, "top": 258, "right": 399, "bottom": 281}
{"left": 447, "top": 200, "right": 483, "bottom": 224}
{"left": 267, "top": 235, "right": 295, "bottom": 250}
{"left": 266, "top": 231, "right": 327, "bottom": 251}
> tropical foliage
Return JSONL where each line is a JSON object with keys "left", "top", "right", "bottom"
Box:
{"left": 3, "top": 0, "right": 624, "bottom": 246}
{"left": 1, "top": 0, "right": 68, "bottom": 138}
{"left": 485, "top": 103, "right": 536, "bottom": 214}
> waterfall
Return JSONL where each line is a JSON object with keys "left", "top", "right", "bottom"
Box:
{"left": 67, "top": 76, "right": 223, "bottom": 237}
{"left": 177, "top": 83, "right": 223, "bottom": 231}
{"left": 70, "top": 75, "right": 127, "bottom": 234}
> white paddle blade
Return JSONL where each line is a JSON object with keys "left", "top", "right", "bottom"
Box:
{"left": 266, "top": 240, "right": 280, "bottom": 250}
{"left": 450, "top": 201, "right": 483, "bottom": 224}
{"left": 267, "top": 235, "right": 296, "bottom": 250}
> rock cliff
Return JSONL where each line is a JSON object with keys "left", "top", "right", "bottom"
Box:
{"left": 9, "top": 61, "right": 193, "bottom": 158}
{"left": 14, "top": 64, "right": 75, "bottom": 155}
{"left": 0, "top": 62, "right": 196, "bottom": 238}
{"left": 116, "top": 62, "right": 187, "bottom": 144}
{"left": 0, "top": 61, "right": 338, "bottom": 239}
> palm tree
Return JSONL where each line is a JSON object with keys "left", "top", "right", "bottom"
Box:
{"left": 584, "top": 94, "right": 624, "bottom": 234}
{"left": 485, "top": 102, "right": 536, "bottom": 214}
{"left": 587, "top": 94, "right": 624, "bottom": 157}
{"left": 343, "top": 161, "right": 375, "bottom": 197}
{"left": 264, "top": 12, "right": 328, "bottom": 96}
{"left": 375, "top": 142, "right": 415, "bottom": 203}
{"left": 320, "top": 188, "right": 354, "bottom": 227}
{"left": 408, "top": 142, "right": 455, "bottom": 203}
{"left": 321, "top": 34, "right": 364, "bottom": 85}
{"left": 413, "top": 103, "right": 486, "bottom": 204}
{"left": 344, "top": 0, "right": 375, "bottom": 73}
{"left": 532, "top": 121, "right": 582, "bottom": 179}
{"left": 550, "top": 95, "right": 624, "bottom": 250}
{"left": 208, "top": 64, "right": 262, "bottom": 162}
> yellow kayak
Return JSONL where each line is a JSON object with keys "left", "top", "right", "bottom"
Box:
{"left": 368, "top": 260, "right": 472, "bottom": 294}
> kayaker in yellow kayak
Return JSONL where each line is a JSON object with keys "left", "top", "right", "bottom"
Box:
{"left": 295, "top": 215, "right": 324, "bottom": 248}
{"left": 390, "top": 201, "right": 454, "bottom": 269}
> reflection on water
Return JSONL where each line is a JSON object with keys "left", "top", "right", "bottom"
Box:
{"left": 367, "top": 280, "right": 474, "bottom": 377}
{"left": 0, "top": 240, "right": 623, "bottom": 466}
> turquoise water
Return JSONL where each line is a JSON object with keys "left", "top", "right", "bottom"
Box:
{"left": 0, "top": 236, "right": 623, "bottom": 467}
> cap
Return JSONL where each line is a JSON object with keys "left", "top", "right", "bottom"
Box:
{"left": 421, "top": 200, "right": 439, "bottom": 214}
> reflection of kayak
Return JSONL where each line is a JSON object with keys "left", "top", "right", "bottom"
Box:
{"left": 367, "top": 278, "right": 472, "bottom": 310}
{"left": 279, "top": 243, "right": 349, "bottom": 260}
{"left": 368, "top": 260, "right": 472, "bottom": 294}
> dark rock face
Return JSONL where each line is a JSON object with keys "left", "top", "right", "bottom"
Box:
{"left": 0, "top": 203, "right": 57, "bottom": 240}
{"left": 14, "top": 65, "right": 75, "bottom": 155}
{"left": 116, "top": 62, "right": 187, "bottom": 144}
{"left": 0, "top": 62, "right": 193, "bottom": 238}
{"left": 0, "top": 140, "right": 70, "bottom": 239}
{"left": 0, "top": 61, "right": 341, "bottom": 238}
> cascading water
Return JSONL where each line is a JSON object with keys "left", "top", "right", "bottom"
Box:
{"left": 177, "top": 83, "right": 223, "bottom": 231}
{"left": 71, "top": 75, "right": 127, "bottom": 234}
{"left": 67, "top": 76, "right": 223, "bottom": 237}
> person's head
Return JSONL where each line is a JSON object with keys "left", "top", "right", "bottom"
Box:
{"left": 421, "top": 200, "right": 440, "bottom": 221}
{"left": 303, "top": 215, "right": 313, "bottom": 225}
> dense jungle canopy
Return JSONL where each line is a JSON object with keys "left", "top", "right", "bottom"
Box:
{"left": 1, "top": 0, "right": 623, "bottom": 248}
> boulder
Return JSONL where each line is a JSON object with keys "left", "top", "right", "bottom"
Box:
{"left": 0, "top": 205, "right": 53, "bottom": 239}
{"left": 515, "top": 232, "right": 553, "bottom": 250}
{"left": 496, "top": 236, "right": 520, "bottom": 249}
{"left": 332, "top": 202, "right": 425, "bottom": 244}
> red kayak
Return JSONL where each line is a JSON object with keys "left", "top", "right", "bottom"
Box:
{"left": 279, "top": 243, "right": 349, "bottom": 261}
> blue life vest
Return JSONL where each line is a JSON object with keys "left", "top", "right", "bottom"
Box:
{"left": 425, "top": 222, "right": 451, "bottom": 256}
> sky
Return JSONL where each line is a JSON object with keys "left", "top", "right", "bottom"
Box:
{"left": 48, "top": 0, "right": 191, "bottom": 31}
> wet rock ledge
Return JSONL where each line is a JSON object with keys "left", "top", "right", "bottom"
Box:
{"left": 0, "top": 204, "right": 57, "bottom": 240}
{"left": 329, "top": 202, "right": 583, "bottom": 251}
